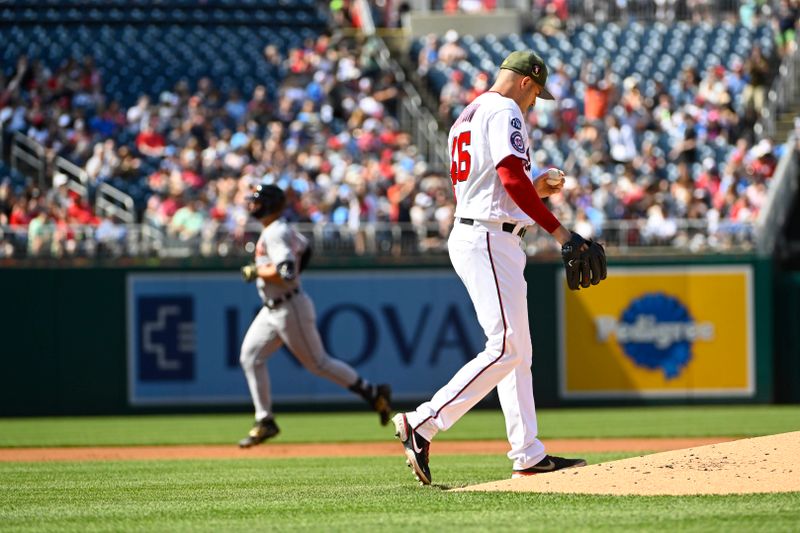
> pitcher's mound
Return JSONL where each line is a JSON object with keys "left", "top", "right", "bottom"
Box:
{"left": 456, "top": 431, "right": 800, "bottom": 495}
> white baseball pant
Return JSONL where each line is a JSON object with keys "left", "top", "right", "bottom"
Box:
{"left": 404, "top": 222, "right": 546, "bottom": 470}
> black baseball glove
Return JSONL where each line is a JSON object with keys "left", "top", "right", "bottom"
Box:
{"left": 561, "top": 232, "right": 607, "bottom": 290}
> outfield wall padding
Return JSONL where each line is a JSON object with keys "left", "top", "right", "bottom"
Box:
{"left": 0, "top": 256, "right": 778, "bottom": 416}
{"left": 775, "top": 272, "right": 800, "bottom": 403}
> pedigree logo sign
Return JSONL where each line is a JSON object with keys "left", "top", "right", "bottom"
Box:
{"left": 557, "top": 266, "right": 754, "bottom": 399}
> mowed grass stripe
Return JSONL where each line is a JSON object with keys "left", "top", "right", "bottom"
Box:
{"left": 1, "top": 454, "right": 799, "bottom": 533}
{"left": 1, "top": 406, "right": 799, "bottom": 448}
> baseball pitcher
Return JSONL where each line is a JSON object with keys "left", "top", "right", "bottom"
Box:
{"left": 238, "top": 184, "right": 392, "bottom": 447}
{"left": 393, "top": 50, "right": 606, "bottom": 484}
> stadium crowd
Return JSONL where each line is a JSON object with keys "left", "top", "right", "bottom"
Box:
{"left": 429, "top": 18, "right": 787, "bottom": 249}
{"left": 0, "top": 34, "right": 455, "bottom": 257}
{"left": 0, "top": 3, "right": 796, "bottom": 258}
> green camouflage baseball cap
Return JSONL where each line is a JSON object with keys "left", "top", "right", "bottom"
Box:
{"left": 500, "top": 50, "right": 554, "bottom": 100}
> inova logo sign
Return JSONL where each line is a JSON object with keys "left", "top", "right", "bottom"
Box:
{"left": 594, "top": 293, "right": 715, "bottom": 379}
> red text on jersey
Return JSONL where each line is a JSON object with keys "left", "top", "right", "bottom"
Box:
{"left": 450, "top": 130, "right": 472, "bottom": 185}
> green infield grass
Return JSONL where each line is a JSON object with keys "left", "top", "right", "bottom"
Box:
{"left": 1, "top": 405, "right": 799, "bottom": 447}
{"left": 1, "top": 406, "right": 799, "bottom": 532}
{"left": 1, "top": 454, "right": 799, "bottom": 532}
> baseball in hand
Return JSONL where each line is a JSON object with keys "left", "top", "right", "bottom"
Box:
{"left": 545, "top": 168, "right": 564, "bottom": 186}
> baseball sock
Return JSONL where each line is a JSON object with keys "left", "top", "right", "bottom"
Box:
{"left": 348, "top": 377, "right": 376, "bottom": 403}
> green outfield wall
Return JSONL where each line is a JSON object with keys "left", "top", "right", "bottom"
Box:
{"left": 0, "top": 255, "right": 787, "bottom": 416}
{"left": 775, "top": 272, "right": 800, "bottom": 403}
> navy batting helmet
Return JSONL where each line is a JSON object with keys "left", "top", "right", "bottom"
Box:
{"left": 248, "top": 184, "right": 286, "bottom": 219}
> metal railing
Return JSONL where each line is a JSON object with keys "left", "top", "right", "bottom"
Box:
{"left": 54, "top": 156, "right": 89, "bottom": 199}
{"left": 525, "top": 218, "right": 756, "bottom": 255}
{"left": 758, "top": 34, "right": 800, "bottom": 140}
{"left": 0, "top": 218, "right": 758, "bottom": 260}
{"left": 398, "top": 91, "right": 448, "bottom": 170}
{"left": 1, "top": 124, "right": 138, "bottom": 225}
{"left": 95, "top": 182, "right": 136, "bottom": 224}
{"left": 370, "top": 35, "right": 449, "bottom": 171}
{"left": 563, "top": 0, "right": 740, "bottom": 23}
{"left": 9, "top": 132, "right": 46, "bottom": 189}
{"left": 756, "top": 133, "right": 798, "bottom": 256}
{"left": 404, "top": 0, "right": 742, "bottom": 22}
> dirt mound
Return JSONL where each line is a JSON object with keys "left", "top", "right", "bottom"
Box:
{"left": 457, "top": 432, "right": 800, "bottom": 495}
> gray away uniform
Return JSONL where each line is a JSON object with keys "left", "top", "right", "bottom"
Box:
{"left": 240, "top": 218, "right": 358, "bottom": 420}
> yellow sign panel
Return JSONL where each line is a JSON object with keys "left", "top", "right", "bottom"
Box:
{"left": 558, "top": 266, "right": 754, "bottom": 398}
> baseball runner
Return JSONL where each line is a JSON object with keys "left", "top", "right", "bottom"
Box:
{"left": 393, "top": 51, "right": 606, "bottom": 484}
{"left": 238, "top": 184, "right": 392, "bottom": 447}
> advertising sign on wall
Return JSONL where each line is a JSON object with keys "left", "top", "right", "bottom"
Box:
{"left": 558, "top": 265, "right": 754, "bottom": 399}
{"left": 127, "top": 271, "right": 484, "bottom": 406}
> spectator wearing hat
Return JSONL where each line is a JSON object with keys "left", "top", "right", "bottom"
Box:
{"left": 698, "top": 65, "right": 731, "bottom": 107}
{"left": 748, "top": 139, "right": 778, "bottom": 179}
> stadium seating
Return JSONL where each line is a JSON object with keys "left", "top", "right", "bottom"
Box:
{"left": 0, "top": 161, "right": 28, "bottom": 195}
{"left": 1, "top": 4, "right": 786, "bottom": 256}
{"left": 413, "top": 21, "right": 775, "bottom": 171}
{"left": 1, "top": 23, "right": 320, "bottom": 106}
{"left": 0, "top": 2, "right": 328, "bottom": 214}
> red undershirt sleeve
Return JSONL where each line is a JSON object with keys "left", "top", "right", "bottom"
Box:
{"left": 496, "top": 155, "right": 561, "bottom": 233}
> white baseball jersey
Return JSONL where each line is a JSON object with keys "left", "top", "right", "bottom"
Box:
{"left": 405, "top": 91, "right": 550, "bottom": 472}
{"left": 241, "top": 218, "right": 358, "bottom": 422}
{"left": 254, "top": 218, "right": 308, "bottom": 302}
{"left": 449, "top": 91, "right": 534, "bottom": 225}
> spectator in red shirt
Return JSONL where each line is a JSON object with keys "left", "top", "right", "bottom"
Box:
{"left": 8, "top": 198, "right": 31, "bottom": 226}
{"left": 748, "top": 139, "right": 778, "bottom": 179}
{"left": 466, "top": 72, "right": 489, "bottom": 102}
{"left": 67, "top": 195, "right": 99, "bottom": 225}
{"left": 135, "top": 120, "right": 166, "bottom": 158}
{"left": 583, "top": 68, "right": 614, "bottom": 124}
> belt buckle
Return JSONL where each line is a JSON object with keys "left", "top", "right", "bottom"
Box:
{"left": 502, "top": 222, "right": 526, "bottom": 238}
{"left": 267, "top": 288, "right": 298, "bottom": 309}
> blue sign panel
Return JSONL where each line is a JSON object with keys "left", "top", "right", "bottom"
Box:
{"left": 136, "top": 296, "right": 195, "bottom": 381}
{"left": 127, "top": 271, "right": 486, "bottom": 406}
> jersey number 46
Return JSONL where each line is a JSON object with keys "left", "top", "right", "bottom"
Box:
{"left": 450, "top": 131, "right": 471, "bottom": 185}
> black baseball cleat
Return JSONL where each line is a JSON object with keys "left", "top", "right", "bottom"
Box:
{"left": 372, "top": 384, "right": 392, "bottom": 426}
{"left": 511, "top": 455, "right": 587, "bottom": 478}
{"left": 238, "top": 417, "right": 280, "bottom": 448}
{"left": 392, "top": 413, "right": 431, "bottom": 485}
